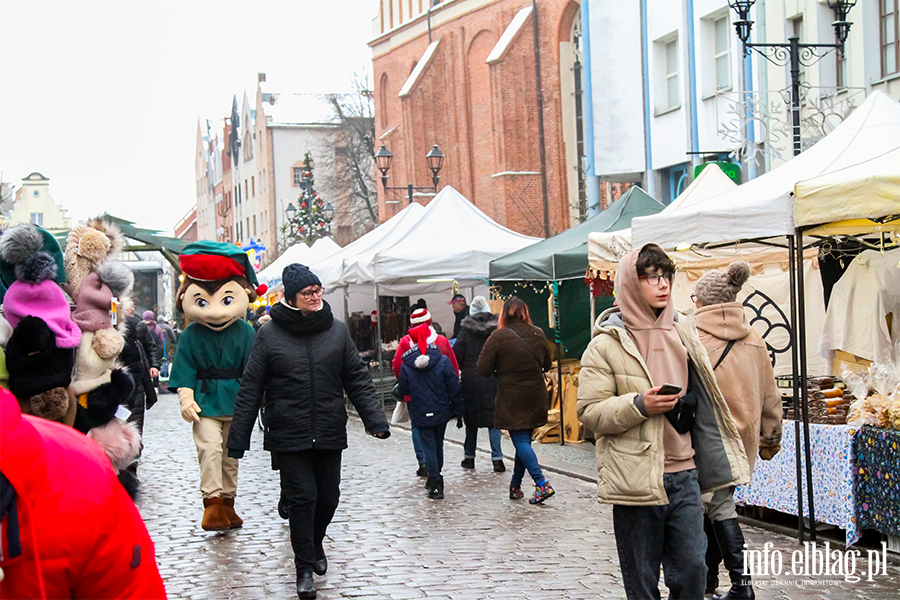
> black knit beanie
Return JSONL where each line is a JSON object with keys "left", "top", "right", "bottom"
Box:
{"left": 282, "top": 263, "right": 321, "bottom": 300}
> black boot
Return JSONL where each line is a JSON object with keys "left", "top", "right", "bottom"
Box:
{"left": 705, "top": 515, "right": 722, "bottom": 595}
{"left": 712, "top": 519, "right": 754, "bottom": 600}
{"left": 416, "top": 463, "right": 427, "bottom": 477}
{"left": 427, "top": 475, "right": 444, "bottom": 499}
{"left": 296, "top": 572, "right": 316, "bottom": 599}
{"left": 313, "top": 540, "right": 327, "bottom": 576}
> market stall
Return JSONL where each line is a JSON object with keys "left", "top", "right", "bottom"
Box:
{"left": 790, "top": 134, "right": 900, "bottom": 547}
{"left": 586, "top": 91, "right": 900, "bottom": 543}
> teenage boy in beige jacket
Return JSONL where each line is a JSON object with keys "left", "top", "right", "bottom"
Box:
{"left": 577, "top": 244, "right": 749, "bottom": 600}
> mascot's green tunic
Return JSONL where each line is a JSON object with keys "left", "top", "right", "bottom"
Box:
{"left": 168, "top": 240, "right": 266, "bottom": 532}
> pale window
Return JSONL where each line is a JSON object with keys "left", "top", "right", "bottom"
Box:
{"left": 882, "top": 0, "right": 899, "bottom": 76}
{"left": 665, "top": 39, "right": 679, "bottom": 110}
{"left": 251, "top": 176, "right": 255, "bottom": 196}
{"left": 253, "top": 215, "right": 257, "bottom": 237}
{"left": 294, "top": 167, "right": 303, "bottom": 186}
{"left": 30, "top": 213, "right": 43, "bottom": 226}
{"left": 714, "top": 16, "right": 731, "bottom": 90}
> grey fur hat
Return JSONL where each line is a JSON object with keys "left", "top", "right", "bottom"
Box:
{"left": 694, "top": 261, "right": 751, "bottom": 306}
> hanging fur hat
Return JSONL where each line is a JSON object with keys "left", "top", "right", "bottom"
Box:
{"left": 6, "top": 316, "right": 75, "bottom": 403}
{"left": 0, "top": 226, "right": 81, "bottom": 349}
{"left": 62, "top": 218, "right": 124, "bottom": 299}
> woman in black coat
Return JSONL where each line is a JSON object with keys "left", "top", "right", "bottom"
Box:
{"left": 227, "top": 264, "right": 390, "bottom": 600}
{"left": 477, "top": 297, "right": 554, "bottom": 505}
{"left": 452, "top": 296, "right": 504, "bottom": 472}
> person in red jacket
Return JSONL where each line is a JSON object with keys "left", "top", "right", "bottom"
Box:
{"left": 0, "top": 389, "right": 166, "bottom": 599}
{"left": 392, "top": 307, "right": 459, "bottom": 477}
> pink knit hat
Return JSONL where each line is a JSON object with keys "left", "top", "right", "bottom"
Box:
{"left": 73, "top": 272, "right": 115, "bottom": 332}
{"left": 3, "top": 279, "right": 82, "bottom": 348}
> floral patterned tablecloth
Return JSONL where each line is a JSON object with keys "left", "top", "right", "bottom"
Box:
{"left": 734, "top": 421, "right": 860, "bottom": 546}
{"left": 853, "top": 426, "right": 900, "bottom": 537}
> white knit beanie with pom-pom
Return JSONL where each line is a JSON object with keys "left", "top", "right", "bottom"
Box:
{"left": 694, "top": 261, "right": 751, "bottom": 306}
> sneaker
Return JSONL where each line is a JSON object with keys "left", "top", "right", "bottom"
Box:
{"left": 529, "top": 482, "right": 555, "bottom": 505}
{"left": 416, "top": 463, "right": 427, "bottom": 477}
{"left": 509, "top": 484, "right": 524, "bottom": 500}
{"left": 492, "top": 460, "right": 506, "bottom": 472}
{"left": 460, "top": 458, "right": 475, "bottom": 469}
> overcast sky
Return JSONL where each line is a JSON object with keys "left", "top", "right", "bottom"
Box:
{"left": 0, "top": 0, "right": 377, "bottom": 234}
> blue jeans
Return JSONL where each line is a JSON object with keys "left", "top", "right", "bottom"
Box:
{"left": 508, "top": 429, "right": 544, "bottom": 487}
{"left": 612, "top": 469, "right": 706, "bottom": 600}
{"left": 416, "top": 423, "right": 447, "bottom": 478}
{"left": 411, "top": 426, "right": 425, "bottom": 465}
{"left": 463, "top": 426, "right": 503, "bottom": 461}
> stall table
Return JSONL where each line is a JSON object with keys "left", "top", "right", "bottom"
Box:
{"left": 734, "top": 420, "right": 860, "bottom": 546}
{"left": 853, "top": 425, "right": 900, "bottom": 538}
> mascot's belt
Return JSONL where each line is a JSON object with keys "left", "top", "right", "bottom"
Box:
{"left": 196, "top": 367, "right": 244, "bottom": 393}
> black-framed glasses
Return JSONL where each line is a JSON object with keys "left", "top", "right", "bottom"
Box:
{"left": 638, "top": 273, "right": 673, "bottom": 286}
{"left": 299, "top": 287, "right": 326, "bottom": 299}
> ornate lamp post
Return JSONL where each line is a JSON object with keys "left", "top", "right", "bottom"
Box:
{"left": 728, "top": 0, "right": 857, "bottom": 157}
{"left": 375, "top": 144, "right": 444, "bottom": 205}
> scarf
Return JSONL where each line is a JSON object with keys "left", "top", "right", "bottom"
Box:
{"left": 270, "top": 298, "right": 334, "bottom": 336}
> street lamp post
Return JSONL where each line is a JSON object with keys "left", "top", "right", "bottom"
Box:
{"left": 375, "top": 144, "right": 444, "bottom": 205}
{"left": 728, "top": 0, "right": 856, "bottom": 546}
{"left": 728, "top": 0, "right": 857, "bottom": 158}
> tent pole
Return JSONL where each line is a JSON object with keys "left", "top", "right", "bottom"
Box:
{"left": 375, "top": 283, "right": 384, "bottom": 412}
{"left": 787, "top": 235, "right": 806, "bottom": 543}
{"left": 553, "top": 281, "right": 564, "bottom": 446}
{"left": 343, "top": 286, "right": 349, "bottom": 324}
{"left": 796, "top": 228, "right": 816, "bottom": 542}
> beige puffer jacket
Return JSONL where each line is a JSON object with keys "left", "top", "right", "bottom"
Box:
{"left": 577, "top": 308, "right": 750, "bottom": 506}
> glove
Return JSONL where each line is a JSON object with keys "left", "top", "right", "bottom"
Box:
{"left": 456, "top": 416, "right": 463, "bottom": 429}
{"left": 178, "top": 388, "right": 201, "bottom": 423}
{"left": 228, "top": 449, "right": 245, "bottom": 459}
{"left": 759, "top": 444, "right": 781, "bottom": 461}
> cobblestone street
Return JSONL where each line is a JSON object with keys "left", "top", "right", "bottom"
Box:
{"left": 137, "top": 396, "right": 897, "bottom": 599}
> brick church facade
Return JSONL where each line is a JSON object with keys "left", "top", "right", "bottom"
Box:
{"left": 370, "top": 0, "right": 585, "bottom": 237}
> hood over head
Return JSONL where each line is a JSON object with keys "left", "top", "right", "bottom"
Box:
{"left": 694, "top": 302, "right": 751, "bottom": 342}
{"left": 615, "top": 246, "right": 687, "bottom": 390}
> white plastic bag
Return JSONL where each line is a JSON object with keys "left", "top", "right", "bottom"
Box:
{"left": 391, "top": 401, "right": 410, "bottom": 425}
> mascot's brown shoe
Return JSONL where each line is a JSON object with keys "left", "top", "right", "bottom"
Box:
{"left": 222, "top": 497, "right": 243, "bottom": 529}
{"left": 201, "top": 497, "right": 232, "bottom": 531}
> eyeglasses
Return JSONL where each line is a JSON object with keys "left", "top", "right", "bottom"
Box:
{"left": 638, "top": 273, "right": 673, "bottom": 286}
{"left": 690, "top": 293, "right": 697, "bottom": 303}
{"left": 299, "top": 287, "right": 326, "bottom": 299}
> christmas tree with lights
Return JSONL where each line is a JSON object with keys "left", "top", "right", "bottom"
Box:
{"left": 286, "top": 152, "right": 333, "bottom": 246}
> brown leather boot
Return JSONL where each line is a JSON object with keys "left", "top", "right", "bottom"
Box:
{"left": 222, "top": 497, "right": 243, "bottom": 529}
{"left": 201, "top": 497, "right": 231, "bottom": 531}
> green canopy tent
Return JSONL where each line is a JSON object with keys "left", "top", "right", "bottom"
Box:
{"left": 489, "top": 186, "right": 665, "bottom": 358}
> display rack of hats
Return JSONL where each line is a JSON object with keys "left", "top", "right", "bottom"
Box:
{"left": 0, "top": 219, "right": 142, "bottom": 497}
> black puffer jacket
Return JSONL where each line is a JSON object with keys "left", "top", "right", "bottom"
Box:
{"left": 453, "top": 313, "right": 498, "bottom": 428}
{"left": 227, "top": 301, "right": 389, "bottom": 455}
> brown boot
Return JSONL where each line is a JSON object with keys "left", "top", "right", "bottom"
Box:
{"left": 201, "top": 497, "right": 231, "bottom": 531}
{"left": 222, "top": 497, "right": 243, "bottom": 529}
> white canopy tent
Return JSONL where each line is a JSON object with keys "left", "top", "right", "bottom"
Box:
{"left": 258, "top": 237, "right": 343, "bottom": 291}
{"left": 372, "top": 186, "right": 541, "bottom": 289}
{"left": 318, "top": 202, "right": 425, "bottom": 290}
{"left": 631, "top": 91, "right": 900, "bottom": 249}
{"left": 588, "top": 163, "right": 738, "bottom": 275}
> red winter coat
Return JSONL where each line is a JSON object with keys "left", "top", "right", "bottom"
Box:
{"left": 392, "top": 326, "right": 459, "bottom": 403}
{"left": 0, "top": 391, "right": 166, "bottom": 600}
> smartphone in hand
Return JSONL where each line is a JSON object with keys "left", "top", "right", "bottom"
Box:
{"left": 657, "top": 383, "right": 683, "bottom": 396}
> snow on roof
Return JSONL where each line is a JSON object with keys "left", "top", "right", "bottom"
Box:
{"left": 487, "top": 6, "right": 532, "bottom": 63}
{"left": 263, "top": 93, "right": 338, "bottom": 126}
{"left": 399, "top": 39, "right": 440, "bottom": 97}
